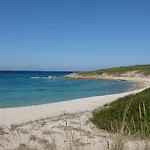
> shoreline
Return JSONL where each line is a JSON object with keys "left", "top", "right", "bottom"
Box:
{"left": 64, "top": 74, "right": 150, "bottom": 90}
{"left": 0, "top": 77, "right": 150, "bottom": 126}
{"left": 64, "top": 75, "right": 149, "bottom": 90}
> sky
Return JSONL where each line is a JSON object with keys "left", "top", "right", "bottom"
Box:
{"left": 0, "top": 0, "right": 150, "bottom": 71}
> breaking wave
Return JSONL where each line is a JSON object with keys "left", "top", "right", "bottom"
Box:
{"left": 31, "top": 76, "right": 55, "bottom": 79}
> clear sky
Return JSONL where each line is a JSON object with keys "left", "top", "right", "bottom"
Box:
{"left": 0, "top": 0, "right": 150, "bottom": 71}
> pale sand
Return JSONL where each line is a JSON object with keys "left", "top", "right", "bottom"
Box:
{"left": 1, "top": 77, "right": 150, "bottom": 150}
{"left": 0, "top": 77, "right": 150, "bottom": 126}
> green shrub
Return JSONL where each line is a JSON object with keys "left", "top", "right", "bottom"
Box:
{"left": 91, "top": 88, "right": 150, "bottom": 138}
{"left": 78, "top": 64, "right": 150, "bottom": 76}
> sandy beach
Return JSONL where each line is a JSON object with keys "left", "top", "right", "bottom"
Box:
{"left": 1, "top": 0, "right": 150, "bottom": 148}
{"left": 0, "top": 77, "right": 150, "bottom": 150}
{"left": 0, "top": 77, "right": 150, "bottom": 126}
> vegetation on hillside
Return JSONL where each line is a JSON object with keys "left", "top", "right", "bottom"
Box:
{"left": 78, "top": 64, "right": 150, "bottom": 76}
{"left": 91, "top": 88, "right": 150, "bottom": 139}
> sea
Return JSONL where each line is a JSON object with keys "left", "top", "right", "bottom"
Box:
{"left": 0, "top": 71, "right": 133, "bottom": 108}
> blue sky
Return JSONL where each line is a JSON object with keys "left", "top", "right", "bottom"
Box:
{"left": 0, "top": 0, "right": 150, "bottom": 71}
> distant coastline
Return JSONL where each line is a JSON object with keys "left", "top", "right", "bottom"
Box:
{"left": 64, "top": 64, "right": 150, "bottom": 90}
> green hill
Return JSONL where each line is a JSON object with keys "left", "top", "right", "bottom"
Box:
{"left": 78, "top": 64, "right": 150, "bottom": 76}
{"left": 91, "top": 88, "right": 150, "bottom": 139}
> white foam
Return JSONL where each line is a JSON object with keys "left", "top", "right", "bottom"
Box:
{"left": 31, "top": 76, "right": 40, "bottom": 79}
{"left": 31, "top": 76, "right": 55, "bottom": 79}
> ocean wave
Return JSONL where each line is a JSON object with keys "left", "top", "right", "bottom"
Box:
{"left": 31, "top": 76, "right": 56, "bottom": 79}
{"left": 31, "top": 77, "right": 40, "bottom": 79}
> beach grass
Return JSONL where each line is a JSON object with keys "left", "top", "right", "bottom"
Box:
{"left": 78, "top": 64, "right": 150, "bottom": 76}
{"left": 91, "top": 88, "right": 150, "bottom": 139}
{"left": 1, "top": 108, "right": 150, "bottom": 149}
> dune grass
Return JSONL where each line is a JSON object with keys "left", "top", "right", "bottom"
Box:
{"left": 78, "top": 64, "right": 150, "bottom": 76}
{"left": 91, "top": 88, "right": 150, "bottom": 139}
{"left": 1, "top": 106, "right": 150, "bottom": 149}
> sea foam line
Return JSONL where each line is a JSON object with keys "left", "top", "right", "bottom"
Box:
{"left": 31, "top": 76, "right": 54, "bottom": 79}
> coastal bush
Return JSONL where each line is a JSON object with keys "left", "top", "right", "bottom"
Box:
{"left": 91, "top": 88, "right": 150, "bottom": 138}
{"left": 78, "top": 64, "right": 150, "bottom": 76}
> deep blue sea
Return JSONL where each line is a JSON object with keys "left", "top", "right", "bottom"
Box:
{"left": 0, "top": 71, "right": 133, "bottom": 108}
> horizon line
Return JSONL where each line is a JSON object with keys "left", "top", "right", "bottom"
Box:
{"left": 0, "top": 70, "right": 79, "bottom": 72}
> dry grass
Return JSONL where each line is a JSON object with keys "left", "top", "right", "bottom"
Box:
{"left": 18, "top": 129, "right": 29, "bottom": 134}
{"left": 0, "top": 126, "right": 5, "bottom": 135}
{"left": 1, "top": 111, "right": 150, "bottom": 150}
{"left": 38, "top": 138, "right": 49, "bottom": 144}
{"left": 42, "top": 130, "right": 59, "bottom": 135}
{"left": 109, "top": 138, "right": 125, "bottom": 150}
{"left": 14, "top": 143, "right": 38, "bottom": 150}
{"left": 29, "top": 135, "right": 37, "bottom": 141}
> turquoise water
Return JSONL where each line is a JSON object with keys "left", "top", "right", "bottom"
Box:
{"left": 0, "top": 71, "right": 133, "bottom": 108}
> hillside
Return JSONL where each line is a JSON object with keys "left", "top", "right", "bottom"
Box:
{"left": 65, "top": 64, "right": 150, "bottom": 78}
{"left": 91, "top": 88, "right": 150, "bottom": 138}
